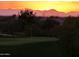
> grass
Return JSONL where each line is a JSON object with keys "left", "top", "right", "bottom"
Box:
{"left": 0, "top": 37, "right": 64, "bottom": 57}
{"left": 0, "top": 37, "right": 59, "bottom": 45}
{"left": 0, "top": 37, "right": 77, "bottom": 57}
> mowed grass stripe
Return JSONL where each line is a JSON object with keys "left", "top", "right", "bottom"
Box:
{"left": 0, "top": 37, "right": 59, "bottom": 45}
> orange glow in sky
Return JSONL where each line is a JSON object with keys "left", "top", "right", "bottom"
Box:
{"left": 0, "top": 1, "right": 79, "bottom": 12}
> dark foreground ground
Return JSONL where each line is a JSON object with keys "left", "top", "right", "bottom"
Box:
{"left": 0, "top": 41, "right": 64, "bottom": 57}
{"left": 0, "top": 37, "right": 78, "bottom": 57}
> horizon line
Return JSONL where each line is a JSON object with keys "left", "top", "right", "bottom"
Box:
{"left": 0, "top": 8, "right": 79, "bottom": 13}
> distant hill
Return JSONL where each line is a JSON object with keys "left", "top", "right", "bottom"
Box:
{"left": 0, "top": 9, "right": 20, "bottom": 16}
{"left": 33, "top": 9, "right": 66, "bottom": 17}
{"left": 0, "top": 9, "right": 79, "bottom": 17}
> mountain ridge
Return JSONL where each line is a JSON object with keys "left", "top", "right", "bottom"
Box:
{"left": 0, "top": 9, "right": 79, "bottom": 17}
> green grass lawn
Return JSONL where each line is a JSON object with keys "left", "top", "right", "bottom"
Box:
{"left": 0, "top": 37, "right": 75, "bottom": 57}
{"left": 0, "top": 37, "right": 59, "bottom": 45}
{"left": 0, "top": 37, "right": 65, "bottom": 57}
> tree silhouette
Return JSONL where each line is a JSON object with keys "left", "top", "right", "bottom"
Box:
{"left": 45, "top": 17, "right": 60, "bottom": 37}
{"left": 18, "top": 10, "right": 35, "bottom": 36}
{"left": 59, "top": 16, "right": 79, "bottom": 56}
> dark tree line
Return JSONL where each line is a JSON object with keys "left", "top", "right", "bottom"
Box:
{"left": 16, "top": 10, "right": 60, "bottom": 37}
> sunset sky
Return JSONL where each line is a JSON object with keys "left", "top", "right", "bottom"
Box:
{"left": 0, "top": 1, "right": 79, "bottom": 13}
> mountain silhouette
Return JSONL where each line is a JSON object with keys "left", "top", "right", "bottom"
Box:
{"left": 0, "top": 9, "right": 79, "bottom": 17}
{"left": 33, "top": 9, "right": 66, "bottom": 17}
